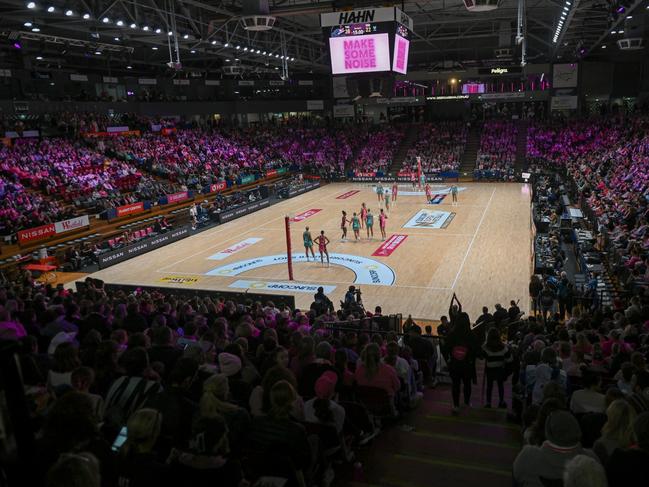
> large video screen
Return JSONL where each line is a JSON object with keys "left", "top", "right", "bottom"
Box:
{"left": 462, "top": 83, "right": 485, "bottom": 94}
{"left": 392, "top": 34, "right": 409, "bottom": 74}
{"left": 329, "top": 33, "right": 391, "bottom": 74}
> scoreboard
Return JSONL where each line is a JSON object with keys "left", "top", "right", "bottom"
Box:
{"left": 321, "top": 7, "right": 413, "bottom": 76}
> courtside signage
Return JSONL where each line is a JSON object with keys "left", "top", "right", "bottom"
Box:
{"left": 159, "top": 276, "right": 200, "bottom": 284}
{"left": 291, "top": 209, "right": 322, "bottom": 222}
{"left": 229, "top": 280, "right": 336, "bottom": 294}
{"left": 206, "top": 253, "right": 396, "bottom": 286}
{"left": 207, "top": 238, "right": 263, "bottom": 261}
{"left": 336, "top": 190, "right": 360, "bottom": 199}
{"left": 399, "top": 186, "right": 466, "bottom": 196}
{"left": 372, "top": 234, "right": 408, "bottom": 257}
{"left": 403, "top": 210, "right": 455, "bottom": 229}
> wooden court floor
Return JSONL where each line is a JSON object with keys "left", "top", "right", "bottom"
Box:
{"left": 84, "top": 182, "right": 532, "bottom": 321}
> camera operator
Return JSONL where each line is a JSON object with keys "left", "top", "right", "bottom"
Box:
{"left": 311, "top": 287, "right": 334, "bottom": 316}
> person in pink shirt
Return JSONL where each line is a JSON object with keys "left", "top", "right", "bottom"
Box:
{"left": 354, "top": 343, "right": 400, "bottom": 398}
{"left": 379, "top": 209, "right": 388, "bottom": 240}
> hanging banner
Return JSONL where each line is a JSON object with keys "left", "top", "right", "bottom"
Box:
{"left": 18, "top": 215, "right": 90, "bottom": 245}
{"left": 553, "top": 63, "right": 579, "bottom": 88}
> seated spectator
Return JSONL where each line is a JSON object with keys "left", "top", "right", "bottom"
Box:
{"left": 513, "top": 410, "right": 598, "bottom": 486}
{"left": 593, "top": 399, "right": 636, "bottom": 465}
{"left": 570, "top": 370, "right": 606, "bottom": 414}
{"left": 563, "top": 454, "right": 608, "bottom": 487}
{"left": 606, "top": 412, "right": 649, "bottom": 487}
{"left": 354, "top": 343, "right": 400, "bottom": 398}
{"left": 116, "top": 408, "right": 170, "bottom": 487}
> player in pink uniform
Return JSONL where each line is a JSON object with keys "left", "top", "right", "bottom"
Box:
{"left": 360, "top": 203, "right": 368, "bottom": 229}
{"left": 340, "top": 210, "right": 350, "bottom": 240}
{"left": 425, "top": 182, "right": 432, "bottom": 203}
{"left": 314, "top": 230, "right": 330, "bottom": 266}
{"left": 379, "top": 208, "right": 388, "bottom": 240}
{"left": 392, "top": 182, "right": 398, "bottom": 202}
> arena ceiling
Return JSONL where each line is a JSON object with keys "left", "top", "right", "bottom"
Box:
{"left": 0, "top": 0, "right": 646, "bottom": 76}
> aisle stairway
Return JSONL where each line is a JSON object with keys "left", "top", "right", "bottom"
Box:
{"left": 514, "top": 121, "right": 528, "bottom": 172}
{"left": 459, "top": 124, "right": 481, "bottom": 177}
{"left": 387, "top": 124, "right": 420, "bottom": 176}
{"left": 343, "top": 362, "right": 520, "bottom": 487}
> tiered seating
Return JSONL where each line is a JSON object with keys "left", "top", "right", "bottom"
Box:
{"left": 354, "top": 126, "right": 407, "bottom": 174}
{"left": 476, "top": 120, "right": 517, "bottom": 171}
{"left": 402, "top": 121, "right": 467, "bottom": 173}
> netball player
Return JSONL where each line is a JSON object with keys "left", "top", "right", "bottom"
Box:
{"left": 303, "top": 226, "right": 315, "bottom": 261}
{"left": 376, "top": 183, "right": 384, "bottom": 204}
{"left": 379, "top": 208, "right": 388, "bottom": 240}
{"left": 360, "top": 203, "right": 368, "bottom": 229}
{"left": 314, "top": 230, "right": 330, "bottom": 266}
{"left": 366, "top": 208, "right": 374, "bottom": 239}
{"left": 419, "top": 172, "right": 426, "bottom": 190}
{"left": 410, "top": 173, "right": 417, "bottom": 190}
{"left": 425, "top": 182, "right": 432, "bottom": 203}
{"left": 384, "top": 191, "right": 391, "bottom": 211}
{"left": 340, "top": 210, "right": 350, "bottom": 240}
{"left": 351, "top": 212, "right": 361, "bottom": 240}
{"left": 451, "top": 184, "right": 459, "bottom": 206}
{"left": 392, "top": 181, "right": 398, "bottom": 202}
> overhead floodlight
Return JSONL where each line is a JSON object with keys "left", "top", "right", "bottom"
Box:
{"left": 168, "top": 31, "right": 173, "bottom": 36}
{"left": 31, "top": 26, "right": 40, "bottom": 32}
{"left": 95, "top": 50, "right": 101, "bottom": 55}
{"left": 65, "top": 9, "right": 73, "bottom": 16}
{"left": 211, "top": 40, "right": 217, "bottom": 44}
{"left": 143, "top": 26, "right": 149, "bottom": 31}
{"left": 190, "top": 49, "right": 196, "bottom": 53}
{"left": 102, "top": 17, "right": 110, "bottom": 23}
{"left": 27, "top": 2, "right": 36, "bottom": 9}
{"left": 224, "top": 42, "right": 229, "bottom": 47}
{"left": 47, "top": 6, "right": 55, "bottom": 13}
{"left": 83, "top": 13, "right": 90, "bottom": 20}
{"left": 130, "top": 23, "right": 137, "bottom": 29}
{"left": 126, "top": 65, "right": 132, "bottom": 69}
{"left": 243, "top": 47, "right": 248, "bottom": 51}
{"left": 155, "top": 28, "right": 161, "bottom": 34}
{"left": 24, "top": 21, "right": 32, "bottom": 27}
{"left": 236, "top": 45, "right": 240, "bottom": 49}
{"left": 114, "top": 37, "right": 120, "bottom": 41}
{"left": 116, "top": 20, "right": 124, "bottom": 26}
{"left": 152, "top": 46, "right": 158, "bottom": 50}
{"left": 183, "top": 33, "right": 189, "bottom": 39}
{"left": 36, "top": 55, "right": 43, "bottom": 60}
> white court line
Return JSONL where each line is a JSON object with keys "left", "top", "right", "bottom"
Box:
{"left": 158, "top": 189, "right": 335, "bottom": 270}
{"left": 152, "top": 269, "right": 451, "bottom": 291}
{"left": 451, "top": 187, "right": 496, "bottom": 290}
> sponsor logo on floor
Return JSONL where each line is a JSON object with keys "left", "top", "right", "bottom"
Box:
{"left": 428, "top": 194, "right": 446, "bottom": 205}
{"left": 207, "top": 237, "right": 263, "bottom": 260}
{"left": 159, "top": 276, "right": 200, "bottom": 284}
{"left": 206, "top": 253, "right": 396, "bottom": 285}
{"left": 291, "top": 209, "right": 322, "bottom": 222}
{"left": 336, "top": 190, "right": 360, "bottom": 199}
{"left": 229, "top": 280, "right": 336, "bottom": 294}
{"left": 403, "top": 210, "right": 455, "bottom": 229}
{"left": 372, "top": 234, "right": 408, "bottom": 257}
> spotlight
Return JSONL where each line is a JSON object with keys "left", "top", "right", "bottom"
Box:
{"left": 47, "top": 6, "right": 54, "bottom": 13}
{"left": 65, "top": 9, "right": 73, "bottom": 16}
{"left": 95, "top": 50, "right": 101, "bottom": 55}
{"left": 31, "top": 26, "right": 40, "bottom": 32}
{"left": 152, "top": 46, "right": 158, "bottom": 50}
{"left": 167, "top": 31, "right": 173, "bottom": 36}
{"left": 155, "top": 28, "right": 161, "bottom": 34}
{"left": 116, "top": 20, "right": 124, "bottom": 26}
{"left": 142, "top": 26, "right": 149, "bottom": 31}
{"left": 126, "top": 65, "right": 132, "bottom": 69}
{"left": 236, "top": 45, "right": 240, "bottom": 49}
{"left": 211, "top": 40, "right": 217, "bottom": 45}
{"left": 243, "top": 47, "right": 248, "bottom": 51}
{"left": 13, "top": 41, "right": 22, "bottom": 49}
{"left": 291, "top": 57, "right": 295, "bottom": 61}
{"left": 83, "top": 13, "right": 90, "bottom": 19}
{"left": 224, "top": 43, "right": 229, "bottom": 47}
{"left": 226, "top": 59, "right": 230, "bottom": 62}
{"left": 130, "top": 23, "right": 137, "bottom": 29}
{"left": 190, "top": 49, "right": 196, "bottom": 53}
{"left": 183, "top": 33, "right": 189, "bottom": 39}
{"left": 256, "top": 49, "right": 260, "bottom": 54}
{"left": 24, "top": 21, "right": 32, "bottom": 27}
{"left": 114, "top": 37, "right": 120, "bottom": 41}
{"left": 102, "top": 17, "right": 110, "bottom": 23}
{"left": 36, "top": 55, "right": 43, "bottom": 60}
{"left": 27, "top": 2, "right": 36, "bottom": 8}
{"left": 601, "top": 45, "right": 606, "bottom": 49}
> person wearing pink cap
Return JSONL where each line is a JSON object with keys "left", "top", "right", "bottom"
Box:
{"left": 304, "top": 371, "right": 345, "bottom": 435}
